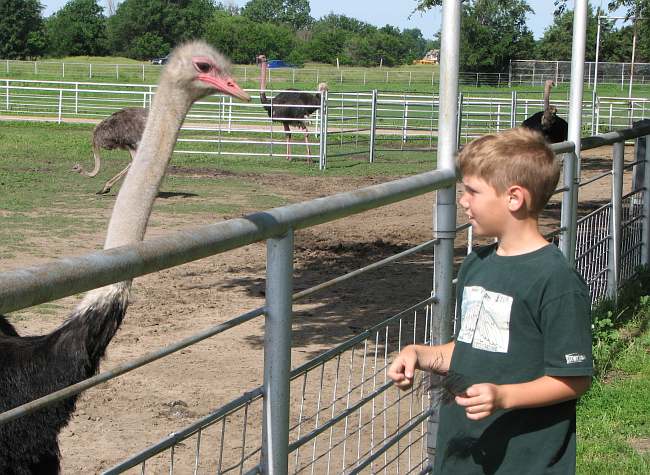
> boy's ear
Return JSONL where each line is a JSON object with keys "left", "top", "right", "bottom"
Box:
{"left": 506, "top": 185, "right": 528, "bottom": 212}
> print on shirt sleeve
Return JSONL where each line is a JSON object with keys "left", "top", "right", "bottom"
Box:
{"left": 457, "top": 286, "right": 513, "bottom": 353}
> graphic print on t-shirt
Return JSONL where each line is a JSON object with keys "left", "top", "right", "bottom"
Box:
{"left": 457, "top": 286, "right": 513, "bottom": 353}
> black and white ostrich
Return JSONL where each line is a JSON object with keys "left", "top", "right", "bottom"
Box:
{"left": 73, "top": 107, "right": 149, "bottom": 195}
{"left": 257, "top": 54, "right": 328, "bottom": 162}
{"left": 522, "top": 79, "right": 568, "bottom": 143}
{"left": 0, "top": 41, "right": 250, "bottom": 474}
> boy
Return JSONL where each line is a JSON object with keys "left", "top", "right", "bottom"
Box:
{"left": 389, "top": 128, "right": 593, "bottom": 474}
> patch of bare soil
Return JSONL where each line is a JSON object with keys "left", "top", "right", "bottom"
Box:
{"left": 629, "top": 437, "right": 650, "bottom": 455}
{"left": 1, "top": 145, "right": 636, "bottom": 473}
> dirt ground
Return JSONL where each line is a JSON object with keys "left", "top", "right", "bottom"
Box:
{"left": 0, "top": 145, "right": 638, "bottom": 473}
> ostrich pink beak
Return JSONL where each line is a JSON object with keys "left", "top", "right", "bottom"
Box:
{"left": 198, "top": 74, "right": 251, "bottom": 102}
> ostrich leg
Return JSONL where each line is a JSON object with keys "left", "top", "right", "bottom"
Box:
{"left": 283, "top": 122, "right": 292, "bottom": 161}
{"left": 97, "top": 148, "right": 135, "bottom": 195}
{"left": 302, "top": 124, "right": 312, "bottom": 163}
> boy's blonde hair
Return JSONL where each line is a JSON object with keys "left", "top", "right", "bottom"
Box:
{"left": 457, "top": 128, "right": 560, "bottom": 215}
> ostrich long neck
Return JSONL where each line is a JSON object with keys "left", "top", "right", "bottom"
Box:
{"left": 543, "top": 81, "right": 552, "bottom": 111}
{"left": 104, "top": 78, "right": 191, "bottom": 250}
{"left": 259, "top": 60, "right": 269, "bottom": 104}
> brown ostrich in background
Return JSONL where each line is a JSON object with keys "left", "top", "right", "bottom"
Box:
{"left": 72, "top": 107, "right": 148, "bottom": 195}
{"left": 0, "top": 41, "right": 250, "bottom": 474}
{"left": 522, "top": 79, "right": 568, "bottom": 144}
{"left": 257, "top": 54, "right": 328, "bottom": 162}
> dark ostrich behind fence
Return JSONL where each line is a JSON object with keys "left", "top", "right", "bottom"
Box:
{"left": 257, "top": 54, "right": 328, "bottom": 162}
{"left": 0, "top": 40, "right": 251, "bottom": 475}
{"left": 73, "top": 107, "right": 149, "bottom": 195}
{"left": 522, "top": 79, "right": 568, "bottom": 144}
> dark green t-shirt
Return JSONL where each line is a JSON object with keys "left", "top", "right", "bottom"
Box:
{"left": 434, "top": 243, "right": 593, "bottom": 475}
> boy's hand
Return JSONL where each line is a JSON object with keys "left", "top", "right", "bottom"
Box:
{"left": 454, "top": 383, "right": 504, "bottom": 420}
{"left": 388, "top": 346, "right": 419, "bottom": 390}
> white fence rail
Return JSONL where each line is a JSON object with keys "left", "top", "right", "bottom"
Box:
{"left": 2, "top": 79, "right": 649, "bottom": 168}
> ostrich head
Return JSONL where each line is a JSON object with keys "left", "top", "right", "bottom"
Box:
{"left": 256, "top": 54, "right": 267, "bottom": 64}
{"left": 317, "top": 82, "right": 328, "bottom": 92}
{"left": 161, "top": 40, "right": 251, "bottom": 103}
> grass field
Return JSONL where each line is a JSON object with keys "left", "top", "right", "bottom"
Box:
{"left": 3, "top": 56, "right": 650, "bottom": 98}
{"left": 578, "top": 319, "right": 650, "bottom": 473}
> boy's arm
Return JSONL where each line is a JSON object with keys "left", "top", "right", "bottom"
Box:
{"left": 455, "top": 375, "right": 592, "bottom": 421}
{"left": 388, "top": 341, "right": 456, "bottom": 390}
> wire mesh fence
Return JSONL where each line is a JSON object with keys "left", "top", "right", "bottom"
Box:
{"left": 103, "top": 298, "right": 435, "bottom": 474}
{"left": 510, "top": 60, "right": 650, "bottom": 88}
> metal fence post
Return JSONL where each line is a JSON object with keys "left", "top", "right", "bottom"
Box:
{"left": 642, "top": 133, "right": 650, "bottom": 265}
{"left": 319, "top": 90, "right": 328, "bottom": 170}
{"left": 369, "top": 89, "right": 378, "bottom": 163}
{"left": 560, "top": 151, "right": 578, "bottom": 264}
{"left": 57, "top": 90, "right": 63, "bottom": 124}
{"left": 456, "top": 92, "right": 463, "bottom": 147}
{"left": 261, "top": 231, "right": 293, "bottom": 475}
{"left": 567, "top": 0, "right": 588, "bottom": 269}
{"left": 510, "top": 90, "right": 517, "bottom": 128}
{"left": 608, "top": 141, "right": 624, "bottom": 299}
{"left": 429, "top": 0, "right": 460, "bottom": 468}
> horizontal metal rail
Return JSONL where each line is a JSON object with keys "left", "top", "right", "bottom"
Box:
{"left": 0, "top": 168, "right": 455, "bottom": 315}
{"left": 102, "top": 387, "right": 264, "bottom": 475}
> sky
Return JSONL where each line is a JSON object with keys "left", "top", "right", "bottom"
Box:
{"left": 40, "top": 0, "right": 629, "bottom": 41}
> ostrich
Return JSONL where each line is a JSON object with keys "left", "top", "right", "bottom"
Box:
{"left": 72, "top": 107, "right": 149, "bottom": 195}
{"left": 257, "top": 54, "right": 328, "bottom": 162}
{"left": 522, "top": 79, "right": 568, "bottom": 144}
{"left": 0, "top": 41, "right": 250, "bottom": 474}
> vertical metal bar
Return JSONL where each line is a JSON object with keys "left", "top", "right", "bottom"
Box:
{"left": 608, "top": 141, "right": 624, "bottom": 298}
{"left": 369, "top": 89, "right": 378, "bottom": 163}
{"left": 560, "top": 152, "right": 578, "bottom": 265}
{"left": 319, "top": 89, "right": 328, "bottom": 170}
{"left": 642, "top": 134, "right": 650, "bottom": 265}
{"left": 261, "top": 231, "right": 293, "bottom": 475}
{"left": 62, "top": 62, "right": 65, "bottom": 78}
{"left": 510, "top": 90, "right": 517, "bottom": 128}
{"left": 567, "top": 0, "right": 588, "bottom": 267}
{"left": 592, "top": 16, "right": 602, "bottom": 135}
{"left": 456, "top": 93, "right": 463, "bottom": 148}
{"left": 57, "top": 90, "right": 63, "bottom": 124}
{"left": 429, "top": 0, "right": 460, "bottom": 468}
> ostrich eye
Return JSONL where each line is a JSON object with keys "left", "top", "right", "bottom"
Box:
{"left": 195, "top": 62, "right": 211, "bottom": 74}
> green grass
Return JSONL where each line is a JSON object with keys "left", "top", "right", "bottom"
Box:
{"left": 577, "top": 328, "right": 650, "bottom": 473}
{"left": 0, "top": 121, "right": 431, "bottom": 255}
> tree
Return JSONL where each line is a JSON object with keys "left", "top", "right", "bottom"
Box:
{"left": 242, "top": 0, "right": 312, "bottom": 30}
{"left": 0, "top": 0, "right": 46, "bottom": 59}
{"left": 536, "top": 4, "right": 601, "bottom": 61}
{"left": 204, "top": 11, "right": 295, "bottom": 64}
{"left": 106, "top": 0, "right": 218, "bottom": 59}
{"left": 45, "top": 0, "right": 107, "bottom": 57}
{"left": 458, "top": 0, "right": 535, "bottom": 73}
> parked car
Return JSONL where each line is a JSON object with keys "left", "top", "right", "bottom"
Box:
{"left": 151, "top": 55, "right": 169, "bottom": 65}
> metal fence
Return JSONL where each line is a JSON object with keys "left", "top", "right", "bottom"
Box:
{"left": 5, "top": 58, "right": 650, "bottom": 90}
{"left": 0, "top": 59, "right": 514, "bottom": 88}
{"left": 2, "top": 78, "right": 649, "bottom": 169}
{"left": 510, "top": 59, "right": 650, "bottom": 88}
{"left": 0, "top": 118, "right": 649, "bottom": 472}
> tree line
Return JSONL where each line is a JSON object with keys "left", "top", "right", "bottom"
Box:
{"left": 0, "top": 0, "right": 648, "bottom": 71}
